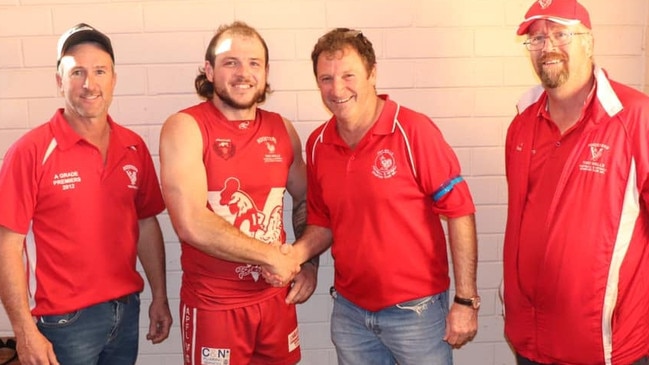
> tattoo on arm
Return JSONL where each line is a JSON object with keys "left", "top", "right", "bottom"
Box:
{"left": 292, "top": 199, "right": 307, "bottom": 239}
{"left": 292, "top": 199, "right": 319, "bottom": 268}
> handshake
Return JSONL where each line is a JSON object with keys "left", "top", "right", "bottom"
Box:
{"left": 261, "top": 242, "right": 305, "bottom": 287}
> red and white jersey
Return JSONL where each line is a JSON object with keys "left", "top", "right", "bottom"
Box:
{"left": 0, "top": 109, "right": 164, "bottom": 316}
{"left": 179, "top": 101, "right": 293, "bottom": 309}
{"left": 504, "top": 67, "right": 649, "bottom": 364}
{"left": 306, "top": 95, "right": 475, "bottom": 312}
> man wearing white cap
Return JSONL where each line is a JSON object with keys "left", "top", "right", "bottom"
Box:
{"left": 503, "top": 0, "right": 649, "bottom": 364}
{"left": 0, "top": 23, "right": 172, "bottom": 364}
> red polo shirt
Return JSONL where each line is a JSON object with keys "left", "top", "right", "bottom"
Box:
{"left": 306, "top": 95, "right": 475, "bottom": 311}
{"left": 0, "top": 109, "right": 164, "bottom": 315}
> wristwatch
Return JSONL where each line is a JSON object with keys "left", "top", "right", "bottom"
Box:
{"left": 454, "top": 295, "right": 481, "bottom": 310}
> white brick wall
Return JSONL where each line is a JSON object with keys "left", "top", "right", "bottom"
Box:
{"left": 0, "top": 0, "right": 647, "bottom": 364}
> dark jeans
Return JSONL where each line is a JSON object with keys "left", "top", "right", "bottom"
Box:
{"left": 37, "top": 293, "right": 140, "bottom": 365}
{"left": 517, "top": 354, "right": 649, "bottom": 365}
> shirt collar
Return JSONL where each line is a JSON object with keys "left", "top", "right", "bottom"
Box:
{"left": 320, "top": 94, "right": 399, "bottom": 146}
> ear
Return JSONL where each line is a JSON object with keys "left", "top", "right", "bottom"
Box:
{"left": 204, "top": 60, "right": 214, "bottom": 82}
{"left": 56, "top": 72, "right": 63, "bottom": 94}
{"left": 369, "top": 64, "right": 377, "bottom": 86}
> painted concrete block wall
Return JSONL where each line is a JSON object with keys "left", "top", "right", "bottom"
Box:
{"left": 0, "top": 0, "right": 647, "bottom": 364}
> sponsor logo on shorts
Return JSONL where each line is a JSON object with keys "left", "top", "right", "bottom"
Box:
{"left": 201, "top": 347, "right": 230, "bottom": 365}
{"left": 288, "top": 327, "right": 300, "bottom": 352}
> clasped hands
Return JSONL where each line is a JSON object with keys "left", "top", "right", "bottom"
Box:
{"left": 262, "top": 243, "right": 302, "bottom": 287}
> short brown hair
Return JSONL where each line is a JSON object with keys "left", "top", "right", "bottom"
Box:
{"left": 311, "top": 28, "right": 376, "bottom": 77}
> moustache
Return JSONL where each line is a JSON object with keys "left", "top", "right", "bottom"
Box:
{"left": 539, "top": 52, "right": 568, "bottom": 65}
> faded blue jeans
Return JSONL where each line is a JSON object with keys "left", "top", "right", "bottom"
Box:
{"left": 330, "top": 289, "right": 452, "bottom": 365}
{"left": 36, "top": 293, "right": 140, "bottom": 365}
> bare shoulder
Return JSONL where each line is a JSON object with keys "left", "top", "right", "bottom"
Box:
{"left": 281, "top": 117, "right": 302, "bottom": 145}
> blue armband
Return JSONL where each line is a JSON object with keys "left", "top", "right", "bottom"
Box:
{"left": 432, "top": 176, "right": 464, "bottom": 202}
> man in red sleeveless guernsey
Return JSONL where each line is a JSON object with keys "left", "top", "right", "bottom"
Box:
{"left": 159, "top": 21, "right": 315, "bottom": 365}
{"left": 0, "top": 23, "right": 172, "bottom": 364}
{"left": 505, "top": 1, "right": 649, "bottom": 364}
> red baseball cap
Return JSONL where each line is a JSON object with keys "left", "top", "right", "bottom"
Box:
{"left": 517, "top": 0, "right": 591, "bottom": 35}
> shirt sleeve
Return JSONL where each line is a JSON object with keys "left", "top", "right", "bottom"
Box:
{"left": 305, "top": 131, "right": 331, "bottom": 228}
{"left": 408, "top": 115, "right": 475, "bottom": 218}
{"left": 0, "top": 138, "right": 38, "bottom": 234}
{"left": 134, "top": 140, "right": 165, "bottom": 219}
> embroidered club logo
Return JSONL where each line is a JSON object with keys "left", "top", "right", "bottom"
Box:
{"left": 589, "top": 144, "right": 606, "bottom": 161}
{"left": 539, "top": 0, "right": 552, "bottom": 9}
{"left": 214, "top": 139, "right": 235, "bottom": 160}
{"left": 266, "top": 141, "right": 276, "bottom": 154}
{"left": 372, "top": 149, "right": 397, "bottom": 179}
{"left": 123, "top": 165, "right": 138, "bottom": 189}
{"left": 257, "top": 136, "right": 283, "bottom": 163}
{"left": 578, "top": 143, "right": 609, "bottom": 175}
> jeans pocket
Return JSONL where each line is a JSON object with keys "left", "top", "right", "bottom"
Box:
{"left": 37, "top": 310, "right": 82, "bottom": 328}
{"left": 395, "top": 295, "right": 434, "bottom": 315}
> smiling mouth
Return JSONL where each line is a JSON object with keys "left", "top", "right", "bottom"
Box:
{"left": 333, "top": 95, "right": 355, "bottom": 104}
{"left": 543, "top": 59, "right": 563, "bottom": 66}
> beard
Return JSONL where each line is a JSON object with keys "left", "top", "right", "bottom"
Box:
{"left": 214, "top": 85, "right": 265, "bottom": 110}
{"left": 537, "top": 52, "right": 569, "bottom": 89}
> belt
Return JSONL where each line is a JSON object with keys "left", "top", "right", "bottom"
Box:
{"left": 115, "top": 294, "right": 131, "bottom": 304}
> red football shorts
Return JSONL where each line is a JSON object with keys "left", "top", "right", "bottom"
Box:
{"left": 180, "top": 290, "right": 301, "bottom": 365}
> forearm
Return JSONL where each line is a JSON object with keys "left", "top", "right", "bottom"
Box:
{"left": 137, "top": 217, "right": 168, "bottom": 300}
{"left": 292, "top": 225, "right": 332, "bottom": 264}
{"left": 168, "top": 197, "right": 279, "bottom": 266}
{"left": 0, "top": 229, "right": 38, "bottom": 337}
{"left": 447, "top": 214, "right": 478, "bottom": 297}
{"left": 291, "top": 198, "right": 319, "bottom": 268}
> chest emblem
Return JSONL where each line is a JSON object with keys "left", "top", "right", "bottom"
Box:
{"left": 214, "top": 139, "right": 236, "bottom": 160}
{"left": 579, "top": 143, "right": 609, "bottom": 175}
{"left": 372, "top": 149, "right": 397, "bottom": 179}
{"left": 52, "top": 170, "right": 82, "bottom": 191}
{"left": 257, "top": 136, "right": 283, "bottom": 163}
{"left": 123, "top": 165, "right": 139, "bottom": 189}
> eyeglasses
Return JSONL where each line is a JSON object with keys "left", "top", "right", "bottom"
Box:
{"left": 523, "top": 31, "right": 590, "bottom": 51}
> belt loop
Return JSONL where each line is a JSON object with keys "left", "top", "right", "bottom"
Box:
{"left": 329, "top": 286, "right": 337, "bottom": 299}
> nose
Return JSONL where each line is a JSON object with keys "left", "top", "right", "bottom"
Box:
{"left": 83, "top": 73, "right": 94, "bottom": 89}
{"left": 235, "top": 63, "right": 250, "bottom": 77}
{"left": 541, "top": 36, "right": 558, "bottom": 52}
{"left": 331, "top": 77, "right": 345, "bottom": 95}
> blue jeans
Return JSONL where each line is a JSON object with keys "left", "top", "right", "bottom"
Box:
{"left": 36, "top": 293, "right": 140, "bottom": 365}
{"left": 330, "top": 289, "right": 452, "bottom": 365}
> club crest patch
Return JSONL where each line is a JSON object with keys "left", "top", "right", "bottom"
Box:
{"left": 372, "top": 149, "right": 397, "bottom": 179}
{"left": 214, "top": 139, "right": 235, "bottom": 160}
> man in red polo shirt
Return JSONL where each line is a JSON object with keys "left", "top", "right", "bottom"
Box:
{"left": 0, "top": 23, "right": 172, "bottom": 365}
{"left": 267, "top": 28, "right": 479, "bottom": 365}
{"left": 504, "top": 1, "right": 649, "bottom": 364}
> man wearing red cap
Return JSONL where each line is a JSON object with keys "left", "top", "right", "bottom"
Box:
{"left": 503, "top": 0, "right": 649, "bottom": 364}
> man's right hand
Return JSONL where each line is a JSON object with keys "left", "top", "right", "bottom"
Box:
{"left": 16, "top": 329, "right": 59, "bottom": 365}
{"left": 262, "top": 243, "right": 301, "bottom": 287}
